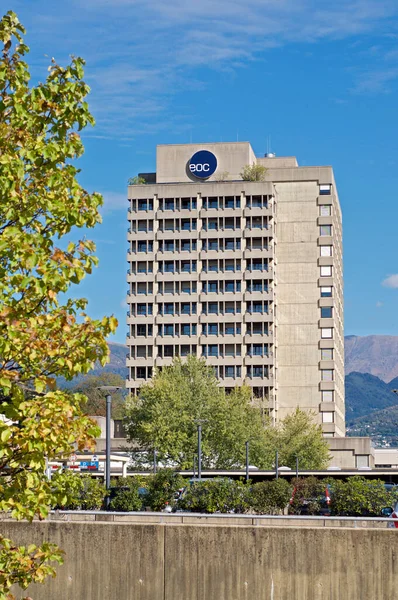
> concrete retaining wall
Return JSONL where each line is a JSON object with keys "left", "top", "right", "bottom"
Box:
{"left": 1, "top": 520, "right": 397, "bottom": 600}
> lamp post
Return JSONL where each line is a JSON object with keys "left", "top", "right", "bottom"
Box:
{"left": 97, "top": 386, "right": 121, "bottom": 509}
{"left": 194, "top": 419, "right": 207, "bottom": 480}
{"left": 275, "top": 450, "right": 279, "bottom": 480}
{"left": 245, "top": 441, "right": 249, "bottom": 483}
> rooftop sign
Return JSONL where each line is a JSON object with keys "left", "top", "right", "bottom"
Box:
{"left": 189, "top": 150, "right": 217, "bottom": 179}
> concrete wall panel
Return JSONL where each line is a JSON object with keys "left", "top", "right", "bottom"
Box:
{"left": 2, "top": 522, "right": 397, "bottom": 600}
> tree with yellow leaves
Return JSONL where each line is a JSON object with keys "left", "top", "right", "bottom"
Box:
{"left": 0, "top": 11, "right": 117, "bottom": 598}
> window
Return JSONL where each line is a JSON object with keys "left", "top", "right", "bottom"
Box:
{"left": 208, "top": 282, "right": 218, "bottom": 293}
{"left": 137, "top": 324, "right": 147, "bottom": 337}
{"left": 208, "top": 239, "right": 218, "bottom": 251}
{"left": 320, "top": 205, "right": 331, "bottom": 216}
{"left": 208, "top": 302, "right": 218, "bottom": 314}
{"left": 225, "top": 366, "right": 235, "bottom": 378}
{"left": 321, "top": 286, "right": 332, "bottom": 297}
{"left": 319, "top": 184, "right": 331, "bottom": 196}
{"left": 164, "top": 261, "right": 174, "bottom": 273}
{"left": 164, "top": 303, "right": 174, "bottom": 315}
{"left": 321, "top": 307, "right": 333, "bottom": 318}
{"left": 225, "top": 323, "right": 235, "bottom": 335}
{"left": 204, "top": 344, "right": 218, "bottom": 357}
{"left": 181, "top": 282, "right": 192, "bottom": 294}
{"left": 320, "top": 246, "right": 332, "bottom": 257}
{"left": 225, "top": 281, "right": 235, "bottom": 293}
{"left": 322, "top": 390, "right": 334, "bottom": 402}
{"left": 321, "top": 369, "right": 334, "bottom": 382}
{"left": 208, "top": 197, "right": 218, "bottom": 209}
{"left": 181, "top": 219, "right": 191, "bottom": 231}
{"left": 321, "top": 328, "right": 333, "bottom": 339}
{"left": 322, "top": 412, "right": 334, "bottom": 423}
{"left": 208, "top": 324, "right": 218, "bottom": 335}
{"left": 165, "top": 240, "right": 175, "bottom": 252}
{"left": 321, "top": 349, "right": 333, "bottom": 360}
{"left": 164, "top": 324, "right": 174, "bottom": 336}
{"left": 181, "top": 261, "right": 191, "bottom": 273}
{"left": 320, "top": 225, "right": 332, "bottom": 236}
{"left": 180, "top": 303, "right": 191, "bottom": 315}
{"left": 181, "top": 240, "right": 190, "bottom": 252}
{"left": 181, "top": 324, "right": 190, "bottom": 336}
{"left": 208, "top": 219, "right": 218, "bottom": 230}
{"left": 225, "top": 302, "right": 235, "bottom": 314}
{"left": 320, "top": 266, "right": 332, "bottom": 277}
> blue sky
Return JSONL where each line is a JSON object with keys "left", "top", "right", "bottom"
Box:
{"left": 7, "top": 0, "right": 398, "bottom": 342}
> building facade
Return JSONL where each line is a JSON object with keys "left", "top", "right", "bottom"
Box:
{"left": 126, "top": 142, "right": 344, "bottom": 437}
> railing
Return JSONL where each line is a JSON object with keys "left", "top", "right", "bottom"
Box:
{"left": 48, "top": 511, "right": 398, "bottom": 529}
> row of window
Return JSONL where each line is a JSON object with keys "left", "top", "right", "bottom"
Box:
{"left": 129, "top": 259, "right": 271, "bottom": 275}
{"left": 129, "top": 195, "right": 271, "bottom": 213}
{"left": 129, "top": 365, "right": 272, "bottom": 381}
{"left": 130, "top": 238, "right": 272, "bottom": 255}
{"left": 130, "top": 279, "right": 270, "bottom": 296}
{"left": 129, "top": 322, "right": 270, "bottom": 337}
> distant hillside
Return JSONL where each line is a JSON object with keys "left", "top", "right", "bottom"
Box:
{"left": 345, "top": 335, "right": 398, "bottom": 382}
{"left": 345, "top": 371, "right": 398, "bottom": 424}
{"left": 347, "top": 404, "right": 398, "bottom": 447}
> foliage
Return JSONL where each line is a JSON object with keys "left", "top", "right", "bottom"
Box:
{"left": 0, "top": 538, "right": 63, "bottom": 600}
{"left": 329, "top": 477, "right": 395, "bottom": 517}
{"left": 51, "top": 471, "right": 107, "bottom": 510}
{"left": 124, "top": 356, "right": 271, "bottom": 469}
{"left": 128, "top": 175, "right": 145, "bottom": 185}
{"left": 249, "top": 479, "right": 292, "bottom": 515}
{"left": 178, "top": 478, "right": 249, "bottom": 514}
{"left": 109, "top": 476, "right": 145, "bottom": 512}
{"left": 288, "top": 476, "right": 328, "bottom": 515}
{"left": 145, "top": 469, "right": 185, "bottom": 511}
{"left": 240, "top": 164, "right": 267, "bottom": 181}
{"left": 265, "top": 408, "right": 331, "bottom": 470}
{"left": 71, "top": 373, "right": 126, "bottom": 418}
{"left": 0, "top": 11, "right": 117, "bottom": 596}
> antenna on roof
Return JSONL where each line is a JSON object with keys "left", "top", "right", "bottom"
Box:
{"left": 265, "top": 134, "right": 275, "bottom": 158}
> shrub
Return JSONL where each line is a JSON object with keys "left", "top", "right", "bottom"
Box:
{"left": 249, "top": 479, "right": 292, "bottom": 514}
{"left": 51, "top": 471, "right": 107, "bottom": 510}
{"left": 145, "top": 469, "right": 185, "bottom": 511}
{"left": 178, "top": 478, "right": 249, "bottom": 514}
{"left": 240, "top": 164, "right": 267, "bottom": 182}
{"left": 80, "top": 476, "right": 107, "bottom": 510}
{"left": 288, "top": 477, "right": 327, "bottom": 515}
{"left": 109, "top": 476, "right": 145, "bottom": 512}
{"left": 329, "top": 477, "right": 393, "bottom": 517}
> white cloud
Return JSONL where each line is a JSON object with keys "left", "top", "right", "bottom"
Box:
{"left": 376, "top": 301, "right": 383, "bottom": 307}
{"left": 382, "top": 274, "right": 398, "bottom": 288}
{"left": 100, "top": 191, "right": 127, "bottom": 212}
{"left": 19, "top": 0, "right": 398, "bottom": 136}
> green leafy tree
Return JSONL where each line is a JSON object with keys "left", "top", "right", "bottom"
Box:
{"left": 124, "top": 356, "right": 271, "bottom": 469}
{"left": 329, "top": 477, "right": 393, "bottom": 517}
{"left": 51, "top": 471, "right": 107, "bottom": 510}
{"left": 109, "top": 476, "right": 145, "bottom": 512}
{"left": 240, "top": 163, "right": 267, "bottom": 181}
{"left": 145, "top": 469, "right": 185, "bottom": 511}
{"left": 128, "top": 175, "right": 145, "bottom": 185}
{"left": 249, "top": 479, "right": 292, "bottom": 515}
{"left": 178, "top": 478, "right": 249, "bottom": 514}
{"left": 71, "top": 373, "right": 126, "bottom": 418}
{"left": 266, "top": 408, "right": 331, "bottom": 470}
{"left": 0, "top": 11, "right": 117, "bottom": 598}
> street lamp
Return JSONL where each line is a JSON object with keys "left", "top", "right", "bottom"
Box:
{"left": 194, "top": 419, "right": 207, "bottom": 480}
{"left": 97, "top": 386, "right": 121, "bottom": 509}
{"left": 245, "top": 441, "right": 249, "bottom": 483}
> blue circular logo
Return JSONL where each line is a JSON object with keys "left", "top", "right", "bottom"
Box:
{"left": 189, "top": 150, "right": 217, "bottom": 179}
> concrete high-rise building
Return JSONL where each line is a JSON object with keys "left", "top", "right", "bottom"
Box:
{"left": 126, "top": 142, "right": 344, "bottom": 437}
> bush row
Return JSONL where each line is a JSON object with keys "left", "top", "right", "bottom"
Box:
{"left": 51, "top": 471, "right": 398, "bottom": 517}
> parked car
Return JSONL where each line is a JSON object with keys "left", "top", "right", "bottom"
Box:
{"left": 381, "top": 502, "right": 398, "bottom": 528}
